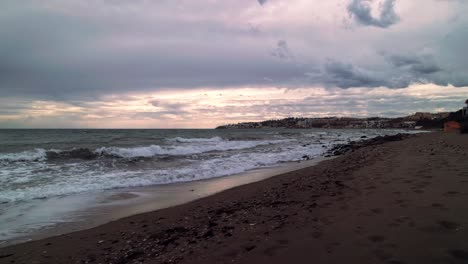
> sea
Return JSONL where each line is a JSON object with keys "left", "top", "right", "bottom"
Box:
{"left": 0, "top": 128, "right": 421, "bottom": 245}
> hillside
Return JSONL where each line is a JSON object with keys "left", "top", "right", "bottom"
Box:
{"left": 216, "top": 113, "right": 451, "bottom": 130}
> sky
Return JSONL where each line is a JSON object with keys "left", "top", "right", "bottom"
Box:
{"left": 1, "top": 0, "right": 468, "bottom": 128}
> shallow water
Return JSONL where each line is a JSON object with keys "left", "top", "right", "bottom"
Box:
{"left": 0, "top": 158, "right": 326, "bottom": 247}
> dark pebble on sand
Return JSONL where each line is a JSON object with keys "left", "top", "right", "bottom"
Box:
{"left": 438, "top": 220, "right": 459, "bottom": 230}
{"left": 202, "top": 229, "right": 214, "bottom": 238}
{"left": 245, "top": 245, "right": 256, "bottom": 251}
{"left": 449, "top": 249, "right": 468, "bottom": 260}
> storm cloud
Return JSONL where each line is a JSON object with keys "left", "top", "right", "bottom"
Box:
{"left": 0, "top": 0, "right": 468, "bottom": 127}
{"left": 321, "top": 61, "right": 388, "bottom": 88}
{"left": 347, "top": 0, "right": 400, "bottom": 28}
{"left": 386, "top": 54, "right": 442, "bottom": 74}
{"left": 1, "top": 0, "right": 467, "bottom": 97}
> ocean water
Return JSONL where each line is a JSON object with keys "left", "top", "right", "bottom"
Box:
{"left": 0, "top": 128, "right": 416, "bottom": 204}
{"left": 0, "top": 128, "right": 423, "bottom": 244}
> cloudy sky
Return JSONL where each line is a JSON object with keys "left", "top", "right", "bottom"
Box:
{"left": 1, "top": 0, "right": 468, "bottom": 128}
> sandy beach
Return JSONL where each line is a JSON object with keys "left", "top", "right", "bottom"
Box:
{"left": 1, "top": 131, "right": 468, "bottom": 264}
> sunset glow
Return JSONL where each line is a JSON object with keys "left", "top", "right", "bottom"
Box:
{"left": 1, "top": 83, "right": 466, "bottom": 128}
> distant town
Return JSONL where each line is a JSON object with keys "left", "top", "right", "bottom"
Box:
{"left": 217, "top": 108, "right": 468, "bottom": 130}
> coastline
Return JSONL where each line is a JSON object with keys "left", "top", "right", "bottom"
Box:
{"left": 0, "top": 157, "right": 327, "bottom": 247}
{"left": 2, "top": 132, "right": 468, "bottom": 264}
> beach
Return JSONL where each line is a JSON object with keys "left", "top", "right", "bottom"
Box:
{"left": 1, "top": 131, "right": 468, "bottom": 264}
{"left": 0, "top": 128, "right": 409, "bottom": 245}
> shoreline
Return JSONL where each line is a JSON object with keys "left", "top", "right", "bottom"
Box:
{"left": 0, "top": 157, "right": 328, "bottom": 248}
{"left": 2, "top": 132, "right": 468, "bottom": 264}
{"left": 0, "top": 131, "right": 417, "bottom": 248}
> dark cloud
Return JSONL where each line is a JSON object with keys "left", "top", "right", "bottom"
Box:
{"left": 0, "top": 0, "right": 466, "bottom": 106}
{"left": 386, "top": 54, "right": 442, "bottom": 74}
{"left": 270, "top": 40, "right": 295, "bottom": 60}
{"left": 386, "top": 55, "right": 420, "bottom": 67}
{"left": 315, "top": 51, "right": 467, "bottom": 89}
{"left": 257, "top": 0, "right": 268, "bottom": 6}
{"left": 383, "top": 53, "right": 468, "bottom": 87}
{"left": 411, "top": 63, "right": 441, "bottom": 75}
{"left": 320, "top": 61, "right": 390, "bottom": 88}
{"left": 347, "top": 0, "right": 400, "bottom": 28}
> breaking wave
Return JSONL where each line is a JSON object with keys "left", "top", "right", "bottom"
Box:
{"left": 0, "top": 130, "right": 423, "bottom": 203}
{"left": 95, "top": 139, "right": 287, "bottom": 158}
{"left": 0, "top": 139, "right": 291, "bottom": 161}
{"left": 0, "top": 143, "right": 323, "bottom": 203}
{"left": 0, "top": 149, "right": 49, "bottom": 162}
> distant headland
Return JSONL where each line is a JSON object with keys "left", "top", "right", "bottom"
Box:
{"left": 216, "top": 106, "right": 468, "bottom": 130}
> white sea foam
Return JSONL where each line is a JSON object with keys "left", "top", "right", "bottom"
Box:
{"left": 0, "top": 149, "right": 48, "bottom": 162}
{"left": 0, "top": 139, "right": 289, "bottom": 161}
{"left": 0, "top": 129, "right": 423, "bottom": 203}
{"left": 0, "top": 142, "right": 324, "bottom": 203}
{"left": 95, "top": 139, "right": 289, "bottom": 158}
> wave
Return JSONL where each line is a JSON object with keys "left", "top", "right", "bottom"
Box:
{"left": 0, "top": 130, "right": 424, "bottom": 203}
{"left": 0, "top": 148, "right": 99, "bottom": 162}
{"left": 0, "top": 143, "right": 324, "bottom": 203}
{"left": 95, "top": 139, "right": 288, "bottom": 158}
{"left": 0, "top": 139, "right": 290, "bottom": 161}
{"left": 0, "top": 149, "right": 48, "bottom": 162}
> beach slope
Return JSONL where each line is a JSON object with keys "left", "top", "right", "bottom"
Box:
{"left": 1, "top": 132, "right": 468, "bottom": 264}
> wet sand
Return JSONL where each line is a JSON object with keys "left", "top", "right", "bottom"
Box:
{"left": 1, "top": 132, "right": 468, "bottom": 264}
